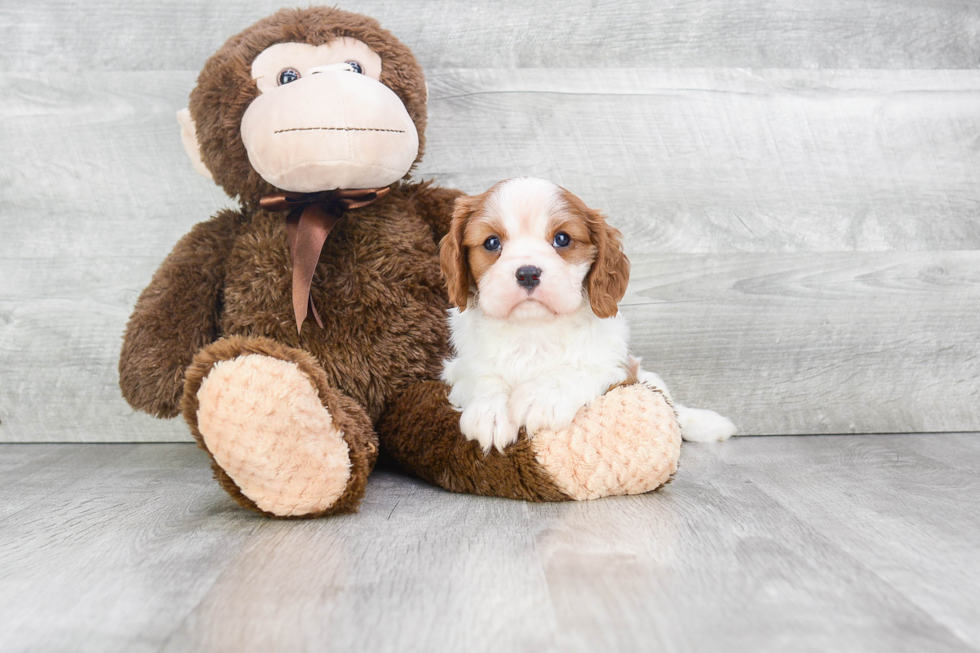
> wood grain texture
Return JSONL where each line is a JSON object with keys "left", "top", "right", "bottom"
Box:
{"left": 711, "top": 435, "right": 980, "bottom": 647}
{"left": 6, "top": 69, "right": 979, "bottom": 256}
{"left": 1, "top": 438, "right": 979, "bottom": 652}
{"left": 1, "top": 69, "right": 979, "bottom": 440}
{"left": 622, "top": 251, "right": 980, "bottom": 435}
{"left": 424, "top": 68, "right": 980, "bottom": 253}
{"left": 3, "top": 0, "right": 980, "bottom": 71}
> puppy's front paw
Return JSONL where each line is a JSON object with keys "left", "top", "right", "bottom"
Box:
{"left": 510, "top": 385, "right": 582, "bottom": 437}
{"left": 676, "top": 406, "right": 738, "bottom": 442}
{"left": 459, "top": 395, "right": 519, "bottom": 453}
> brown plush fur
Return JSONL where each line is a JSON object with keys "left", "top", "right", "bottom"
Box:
{"left": 120, "top": 182, "right": 460, "bottom": 424}
{"left": 215, "top": 182, "right": 458, "bottom": 423}
{"left": 181, "top": 336, "right": 378, "bottom": 517}
{"left": 377, "top": 381, "right": 570, "bottom": 501}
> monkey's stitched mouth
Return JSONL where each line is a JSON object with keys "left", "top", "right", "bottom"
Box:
{"left": 275, "top": 127, "right": 406, "bottom": 134}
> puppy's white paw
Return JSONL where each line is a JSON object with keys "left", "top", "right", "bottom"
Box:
{"left": 459, "top": 395, "right": 519, "bottom": 453}
{"left": 509, "top": 385, "right": 581, "bottom": 437}
{"left": 676, "top": 405, "right": 738, "bottom": 443}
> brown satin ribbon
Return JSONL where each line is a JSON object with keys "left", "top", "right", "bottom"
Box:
{"left": 259, "top": 187, "right": 390, "bottom": 333}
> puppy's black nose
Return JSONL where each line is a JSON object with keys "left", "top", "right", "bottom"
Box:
{"left": 516, "top": 265, "right": 542, "bottom": 291}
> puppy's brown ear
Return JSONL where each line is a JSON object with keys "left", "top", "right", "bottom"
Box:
{"left": 586, "top": 210, "right": 631, "bottom": 319}
{"left": 439, "top": 195, "right": 476, "bottom": 310}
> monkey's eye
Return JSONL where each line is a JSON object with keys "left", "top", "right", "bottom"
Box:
{"left": 553, "top": 232, "right": 571, "bottom": 248}
{"left": 277, "top": 68, "right": 301, "bottom": 85}
{"left": 345, "top": 60, "right": 364, "bottom": 74}
{"left": 483, "top": 236, "right": 501, "bottom": 252}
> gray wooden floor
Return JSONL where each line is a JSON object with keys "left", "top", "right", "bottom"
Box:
{"left": 2, "top": 435, "right": 978, "bottom": 652}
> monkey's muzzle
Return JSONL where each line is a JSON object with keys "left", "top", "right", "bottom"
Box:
{"left": 241, "top": 71, "right": 420, "bottom": 193}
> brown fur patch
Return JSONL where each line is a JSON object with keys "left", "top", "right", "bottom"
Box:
{"left": 609, "top": 356, "right": 642, "bottom": 391}
{"left": 461, "top": 213, "right": 507, "bottom": 291}
{"left": 217, "top": 183, "right": 452, "bottom": 423}
{"left": 409, "top": 181, "right": 464, "bottom": 243}
{"left": 120, "top": 183, "right": 456, "bottom": 425}
{"left": 547, "top": 211, "right": 596, "bottom": 266}
{"left": 558, "top": 188, "right": 630, "bottom": 318}
{"left": 440, "top": 194, "right": 477, "bottom": 309}
{"left": 181, "top": 335, "right": 378, "bottom": 518}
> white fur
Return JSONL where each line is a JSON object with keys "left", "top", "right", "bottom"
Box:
{"left": 444, "top": 177, "right": 737, "bottom": 451}
{"left": 443, "top": 303, "right": 633, "bottom": 452}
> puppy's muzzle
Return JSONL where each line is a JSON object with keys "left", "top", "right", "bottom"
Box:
{"left": 516, "top": 265, "right": 542, "bottom": 291}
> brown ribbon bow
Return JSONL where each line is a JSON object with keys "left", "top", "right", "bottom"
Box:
{"left": 259, "top": 187, "right": 390, "bottom": 333}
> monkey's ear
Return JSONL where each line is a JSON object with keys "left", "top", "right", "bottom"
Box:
{"left": 176, "top": 108, "right": 214, "bottom": 180}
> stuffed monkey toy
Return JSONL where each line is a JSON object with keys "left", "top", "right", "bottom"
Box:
{"left": 119, "top": 7, "right": 681, "bottom": 518}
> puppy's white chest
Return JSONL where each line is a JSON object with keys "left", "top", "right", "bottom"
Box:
{"left": 486, "top": 329, "right": 570, "bottom": 385}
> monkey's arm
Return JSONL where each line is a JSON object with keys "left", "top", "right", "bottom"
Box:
{"left": 411, "top": 181, "right": 464, "bottom": 243}
{"left": 119, "top": 209, "right": 242, "bottom": 418}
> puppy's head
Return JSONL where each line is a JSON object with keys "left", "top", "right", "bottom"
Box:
{"left": 440, "top": 177, "right": 629, "bottom": 321}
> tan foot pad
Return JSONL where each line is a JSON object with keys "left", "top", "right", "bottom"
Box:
{"left": 196, "top": 354, "right": 351, "bottom": 517}
{"left": 532, "top": 385, "right": 681, "bottom": 500}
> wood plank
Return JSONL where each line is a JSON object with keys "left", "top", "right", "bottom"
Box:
{"left": 623, "top": 251, "right": 980, "bottom": 435}
{"left": 4, "top": 68, "right": 977, "bottom": 257}
{"left": 3, "top": 0, "right": 980, "bottom": 71}
{"left": 8, "top": 68, "right": 977, "bottom": 256}
{"left": 160, "top": 472, "right": 559, "bottom": 653}
{"left": 0, "top": 444, "right": 264, "bottom": 653}
{"left": 0, "top": 70, "right": 227, "bottom": 443}
{"left": 535, "top": 439, "right": 976, "bottom": 653}
{"left": 711, "top": 433, "right": 980, "bottom": 647}
{"left": 2, "top": 440, "right": 978, "bottom": 651}
{"left": 0, "top": 444, "right": 139, "bottom": 522}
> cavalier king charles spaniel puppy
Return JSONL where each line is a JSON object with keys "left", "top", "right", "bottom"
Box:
{"left": 439, "top": 177, "right": 737, "bottom": 452}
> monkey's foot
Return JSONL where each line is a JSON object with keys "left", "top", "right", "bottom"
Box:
{"left": 182, "top": 337, "right": 377, "bottom": 518}
{"left": 531, "top": 384, "right": 681, "bottom": 500}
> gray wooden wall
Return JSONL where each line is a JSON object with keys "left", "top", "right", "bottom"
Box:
{"left": 1, "top": 1, "right": 978, "bottom": 442}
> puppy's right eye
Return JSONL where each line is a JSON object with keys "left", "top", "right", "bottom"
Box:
{"left": 483, "top": 236, "right": 501, "bottom": 252}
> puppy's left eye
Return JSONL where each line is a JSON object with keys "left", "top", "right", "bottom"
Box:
{"left": 483, "top": 236, "right": 501, "bottom": 252}
{"left": 553, "top": 232, "right": 571, "bottom": 248}
{"left": 345, "top": 60, "right": 364, "bottom": 74}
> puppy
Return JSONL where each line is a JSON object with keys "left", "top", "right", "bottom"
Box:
{"left": 439, "top": 177, "right": 736, "bottom": 452}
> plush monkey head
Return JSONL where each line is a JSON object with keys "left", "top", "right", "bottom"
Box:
{"left": 177, "top": 7, "right": 428, "bottom": 204}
